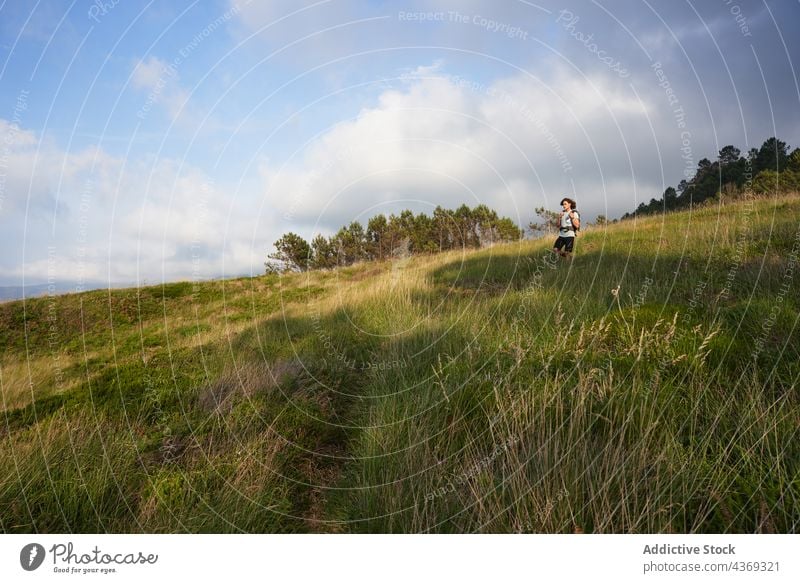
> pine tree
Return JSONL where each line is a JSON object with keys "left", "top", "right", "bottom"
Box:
{"left": 268, "top": 233, "right": 312, "bottom": 272}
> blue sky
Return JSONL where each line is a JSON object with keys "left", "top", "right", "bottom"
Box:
{"left": 1, "top": 0, "right": 799, "bottom": 288}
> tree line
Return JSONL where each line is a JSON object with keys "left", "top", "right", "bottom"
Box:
{"left": 622, "top": 136, "right": 800, "bottom": 219}
{"left": 266, "top": 204, "right": 523, "bottom": 272}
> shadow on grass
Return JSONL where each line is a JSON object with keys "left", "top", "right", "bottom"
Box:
{"left": 2, "top": 232, "right": 798, "bottom": 532}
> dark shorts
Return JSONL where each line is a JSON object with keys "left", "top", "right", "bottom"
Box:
{"left": 553, "top": 236, "right": 575, "bottom": 253}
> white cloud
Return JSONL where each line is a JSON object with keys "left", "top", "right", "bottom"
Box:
{"left": 258, "top": 65, "right": 663, "bottom": 235}
{"left": 131, "top": 56, "right": 192, "bottom": 123}
{"left": 0, "top": 119, "right": 118, "bottom": 220}
{"left": 0, "top": 66, "right": 699, "bottom": 286}
{"left": 131, "top": 56, "right": 167, "bottom": 90}
{"left": 0, "top": 120, "right": 275, "bottom": 286}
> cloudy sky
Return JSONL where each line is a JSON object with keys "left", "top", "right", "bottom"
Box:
{"left": 1, "top": 0, "right": 798, "bottom": 288}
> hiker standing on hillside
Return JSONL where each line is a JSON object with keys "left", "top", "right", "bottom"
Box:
{"left": 552, "top": 197, "right": 580, "bottom": 259}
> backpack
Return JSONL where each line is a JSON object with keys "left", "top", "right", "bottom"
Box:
{"left": 570, "top": 211, "right": 580, "bottom": 234}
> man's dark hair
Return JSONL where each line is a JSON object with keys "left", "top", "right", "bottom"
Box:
{"left": 560, "top": 197, "right": 577, "bottom": 210}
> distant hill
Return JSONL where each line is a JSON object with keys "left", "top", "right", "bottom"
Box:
{"left": 0, "top": 275, "right": 252, "bottom": 302}
{"left": 0, "top": 281, "right": 95, "bottom": 302}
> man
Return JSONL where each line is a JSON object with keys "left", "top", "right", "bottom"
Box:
{"left": 552, "top": 197, "right": 580, "bottom": 259}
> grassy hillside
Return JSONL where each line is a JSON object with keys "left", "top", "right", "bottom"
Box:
{"left": 2, "top": 193, "right": 799, "bottom": 533}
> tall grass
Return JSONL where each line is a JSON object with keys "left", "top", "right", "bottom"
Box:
{"left": 1, "top": 194, "right": 798, "bottom": 532}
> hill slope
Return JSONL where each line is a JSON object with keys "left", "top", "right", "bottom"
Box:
{"left": 2, "top": 194, "right": 799, "bottom": 533}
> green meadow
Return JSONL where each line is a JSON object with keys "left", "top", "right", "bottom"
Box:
{"left": 2, "top": 193, "right": 798, "bottom": 533}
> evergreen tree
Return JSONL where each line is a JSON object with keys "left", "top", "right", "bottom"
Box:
{"left": 454, "top": 204, "right": 475, "bottom": 247}
{"left": 366, "top": 214, "right": 389, "bottom": 261}
{"left": 331, "top": 221, "right": 367, "bottom": 266}
{"left": 494, "top": 217, "right": 523, "bottom": 241}
{"left": 412, "top": 212, "right": 438, "bottom": 253}
{"left": 433, "top": 206, "right": 455, "bottom": 251}
{"left": 663, "top": 187, "right": 677, "bottom": 209}
{"left": 310, "top": 234, "right": 337, "bottom": 270}
{"left": 267, "top": 205, "right": 522, "bottom": 269}
{"left": 718, "top": 145, "right": 741, "bottom": 166}
{"left": 754, "top": 137, "right": 789, "bottom": 173}
{"left": 529, "top": 206, "right": 560, "bottom": 235}
{"left": 268, "top": 233, "right": 312, "bottom": 272}
{"left": 622, "top": 137, "right": 795, "bottom": 219}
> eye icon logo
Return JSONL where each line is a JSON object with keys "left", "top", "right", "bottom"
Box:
{"left": 20, "top": 543, "right": 46, "bottom": 571}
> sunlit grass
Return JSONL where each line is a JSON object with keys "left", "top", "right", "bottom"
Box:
{"left": 1, "top": 193, "right": 798, "bottom": 533}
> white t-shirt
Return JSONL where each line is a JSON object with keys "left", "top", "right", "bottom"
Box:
{"left": 559, "top": 211, "right": 579, "bottom": 238}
